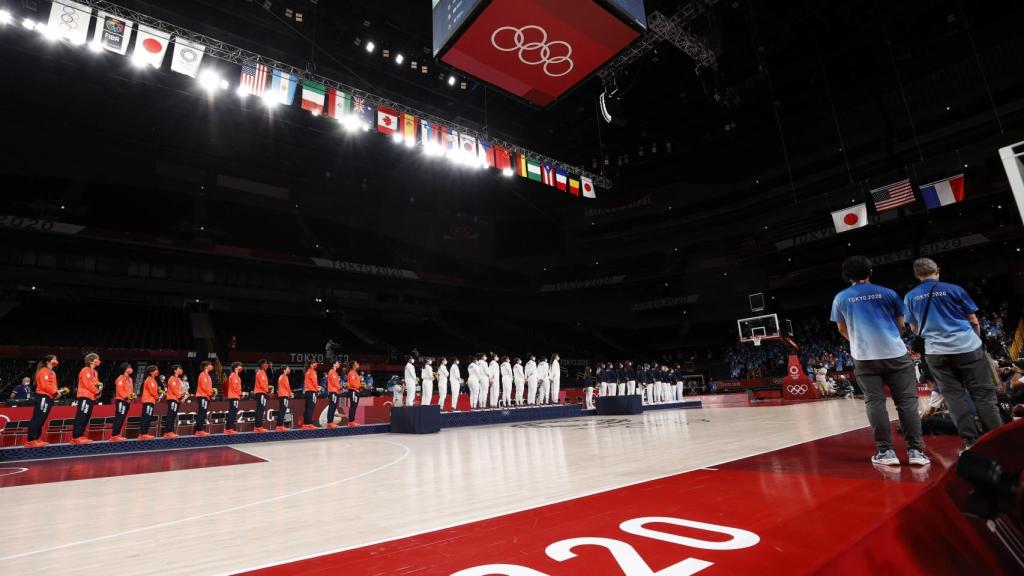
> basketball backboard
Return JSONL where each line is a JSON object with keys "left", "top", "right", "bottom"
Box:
{"left": 737, "top": 313, "right": 780, "bottom": 344}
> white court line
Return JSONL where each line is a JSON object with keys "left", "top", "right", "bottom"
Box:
{"left": 0, "top": 439, "right": 411, "bottom": 562}
{"left": 0, "top": 467, "right": 29, "bottom": 477}
{"left": 220, "top": 419, "right": 874, "bottom": 575}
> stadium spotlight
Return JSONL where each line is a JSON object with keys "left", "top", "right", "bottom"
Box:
{"left": 22, "top": 18, "right": 36, "bottom": 30}
{"left": 236, "top": 85, "right": 249, "bottom": 99}
{"left": 395, "top": 53, "right": 404, "bottom": 65}
{"left": 447, "top": 75, "right": 456, "bottom": 86}
{"left": 365, "top": 40, "right": 375, "bottom": 53}
{"left": 88, "top": 40, "right": 103, "bottom": 52}
{"left": 38, "top": 24, "right": 60, "bottom": 41}
{"left": 404, "top": 137, "right": 416, "bottom": 148}
{"left": 502, "top": 168, "right": 514, "bottom": 177}
{"left": 391, "top": 132, "right": 404, "bottom": 144}
{"left": 198, "top": 69, "right": 225, "bottom": 93}
{"left": 0, "top": 10, "right": 13, "bottom": 25}
{"left": 262, "top": 92, "right": 278, "bottom": 107}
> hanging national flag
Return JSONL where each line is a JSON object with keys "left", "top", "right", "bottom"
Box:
{"left": 326, "top": 88, "right": 352, "bottom": 119}
{"left": 459, "top": 134, "right": 477, "bottom": 158}
{"left": 239, "top": 61, "right": 269, "bottom": 96}
{"left": 132, "top": 25, "right": 169, "bottom": 68}
{"left": 171, "top": 37, "right": 205, "bottom": 77}
{"left": 920, "top": 174, "right": 965, "bottom": 209}
{"left": 301, "top": 81, "right": 326, "bottom": 115}
{"left": 270, "top": 69, "right": 298, "bottom": 105}
{"left": 401, "top": 113, "right": 417, "bottom": 141}
{"left": 420, "top": 119, "right": 442, "bottom": 147}
{"left": 581, "top": 176, "right": 596, "bottom": 198}
{"left": 831, "top": 203, "right": 869, "bottom": 233}
{"left": 93, "top": 12, "right": 134, "bottom": 55}
{"left": 870, "top": 179, "right": 915, "bottom": 212}
{"left": 541, "top": 162, "right": 555, "bottom": 186}
{"left": 526, "top": 158, "right": 542, "bottom": 182}
{"left": 516, "top": 153, "right": 529, "bottom": 177}
{"left": 555, "top": 167, "right": 568, "bottom": 191}
{"left": 478, "top": 141, "right": 495, "bottom": 168}
{"left": 377, "top": 106, "right": 399, "bottom": 135}
{"left": 352, "top": 97, "right": 375, "bottom": 128}
{"left": 47, "top": 0, "right": 91, "bottom": 45}
{"left": 495, "top": 146, "right": 512, "bottom": 171}
{"left": 443, "top": 128, "right": 459, "bottom": 155}
{"left": 568, "top": 177, "right": 580, "bottom": 197}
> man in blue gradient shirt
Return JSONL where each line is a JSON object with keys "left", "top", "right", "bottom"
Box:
{"left": 831, "top": 255, "right": 929, "bottom": 467}
{"left": 904, "top": 258, "right": 1001, "bottom": 449}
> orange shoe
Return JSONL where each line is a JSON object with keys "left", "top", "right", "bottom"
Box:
{"left": 25, "top": 440, "right": 47, "bottom": 448}
{"left": 300, "top": 424, "right": 317, "bottom": 430}
{"left": 139, "top": 434, "right": 155, "bottom": 440}
{"left": 194, "top": 431, "right": 209, "bottom": 437}
{"left": 109, "top": 435, "right": 126, "bottom": 442}
{"left": 224, "top": 429, "right": 239, "bottom": 435}
{"left": 325, "top": 423, "right": 339, "bottom": 429}
{"left": 254, "top": 427, "right": 268, "bottom": 433}
{"left": 346, "top": 422, "right": 360, "bottom": 427}
{"left": 162, "top": 432, "right": 179, "bottom": 439}
{"left": 274, "top": 426, "right": 289, "bottom": 432}
{"left": 71, "top": 437, "right": 93, "bottom": 445}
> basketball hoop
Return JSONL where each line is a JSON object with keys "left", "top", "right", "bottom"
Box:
{"left": 752, "top": 336, "right": 762, "bottom": 347}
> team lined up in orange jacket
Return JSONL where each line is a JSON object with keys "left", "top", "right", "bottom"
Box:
{"left": 22, "top": 354, "right": 364, "bottom": 447}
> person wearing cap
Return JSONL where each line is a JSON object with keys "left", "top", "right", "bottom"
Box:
{"left": 831, "top": 255, "right": 928, "bottom": 467}
{"left": 904, "top": 258, "right": 1002, "bottom": 449}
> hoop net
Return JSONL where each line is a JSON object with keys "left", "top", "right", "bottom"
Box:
{"left": 752, "top": 336, "right": 762, "bottom": 347}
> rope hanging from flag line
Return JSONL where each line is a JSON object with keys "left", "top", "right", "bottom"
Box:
{"left": 43, "top": 0, "right": 612, "bottom": 191}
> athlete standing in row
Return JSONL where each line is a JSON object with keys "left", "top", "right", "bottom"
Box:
{"left": 224, "top": 362, "right": 243, "bottom": 435}
{"left": 25, "top": 355, "right": 60, "bottom": 447}
{"left": 253, "top": 359, "right": 271, "bottom": 433}
{"left": 275, "top": 365, "right": 292, "bottom": 431}
{"left": 302, "top": 360, "right": 319, "bottom": 429}
{"left": 71, "top": 352, "right": 101, "bottom": 445}
{"left": 138, "top": 365, "right": 160, "bottom": 440}
{"left": 110, "top": 363, "right": 134, "bottom": 442}
{"left": 194, "top": 361, "right": 214, "bottom": 437}
{"left": 162, "top": 364, "right": 184, "bottom": 439}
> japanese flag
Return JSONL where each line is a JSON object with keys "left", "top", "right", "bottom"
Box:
{"left": 133, "top": 25, "right": 170, "bottom": 68}
{"left": 581, "top": 176, "right": 596, "bottom": 198}
{"left": 831, "top": 203, "right": 869, "bottom": 233}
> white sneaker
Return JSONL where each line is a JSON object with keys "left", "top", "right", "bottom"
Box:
{"left": 908, "top": 449, "right": 931, "bottom": 466}
{"left": 871, "top": 449, "right": 899, "bottom": 466}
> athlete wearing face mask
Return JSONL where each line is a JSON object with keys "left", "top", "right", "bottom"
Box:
{"left": 500, "top": 356, "right": 513, "bottom": 407}
{"left": 549, "top": 354, "right": 561, "bottom": 405}
{"left": 404, "top": 356, "right": 418, "bottom": 407}
{"left": 512, "top": 357, "right": 525, "bottom": 406}
{"left": 536, "top": 357, "right": 550, "bottom": 404}
{"left": 437, "top": 358, "right": 450, "bottom": 410}
{"left": 421, "top": 358, "right": 435, "bottom": 406}
{"left": 487, "top": 354, "right": 501, "bottom": 408}
{"left": 466, "top": 356, "right": 481, "bottom": 409}
{"left": 448, "top": 358, "right": 462, "bottom": 412}
{"left": 524, "top": 355, "right": 538, "bottom": 405}
{"left": 625, "top": 361, "right": 637, "bottom": 396}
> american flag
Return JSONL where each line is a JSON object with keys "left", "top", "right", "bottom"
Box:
{"left": 239, "top": 61, "right": 269, "bottom": 96}
{"left": 870, "top": 179, "right": 915, "bottom": 211}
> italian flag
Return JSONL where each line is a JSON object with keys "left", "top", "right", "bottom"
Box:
{"left": 301, "top": 81, "right": 325, "bottom": 115}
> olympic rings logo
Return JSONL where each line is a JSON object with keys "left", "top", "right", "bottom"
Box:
{"left": 490, "top": 25, "right": 574, "bottom": 78}
{"left": 59, "top": 6, "right": 80, "bottom": 32}
{"left": 786, "top": 385, "right": 808, "bottom": 395}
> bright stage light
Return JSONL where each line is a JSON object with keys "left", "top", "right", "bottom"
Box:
{"left": 342, "top": 115, "right": 360, "bottom": 132}
{"left": 131, "top": 53, "right": 148, "bottom": 67}
{"left": 22, "top": 18, "right": 36, "bottom": 30}
{"left": 88, "top": 41, "right": 102, "bottom": 53}
{"left": 219, "top": 79, "right": 229, "bottom": 90}
{"left": 198, "top": 70, "right": 224, "bottom": 93}
{"left": 262, "top": 92, "right": 278, "bottom": 107}
{"left": 502, "top": 168, "right": 514, "bottom": 177}
{"left": 395, "top": 53, "right": 404, "bottom": 65}
{"left": 391, "top": 132, "right": 404, "bottom": 144}
{"left": 365, "top": 41, "right": 375, "bottom": 53}
{"left": 447, "top": 75, "right": 456, "bottom": 86}
{"left": 38, "top": 24, "right": 59, "bottom": 42}
{"left": 404, "top": 137, "right": 416, "bottom": 148}
{"left": 0, "top": 10, "right": 14, "bottom": 25}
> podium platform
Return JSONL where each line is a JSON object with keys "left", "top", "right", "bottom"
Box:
{"left": 390, "top": 405, "right": 442, "bottom": 434}
{"left": 596, "top": 395, "right": 643, "bottom": 415}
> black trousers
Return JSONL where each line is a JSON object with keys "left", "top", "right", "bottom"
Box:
{"left": 226, "top": 399, "right": 239, "bottom": 430}
{"left": 72, "top": 398, "right": 95, "bottom": 438}
{"left": 346, "top": 389, "right": 360, "bottom": 422}
{"left": 276, "top": 397, "right": 289, "bottom": 427}
{"left": 163, "top": 400, "right": 179, "bottom": 434}
{"left": 925, "top": 346, "right": 1003, "bottom": 444}
{"left": 112, "top": 400, "right": 129, "bottom": 436}
{"left": 254, "top": 393, "right": 267, "bottom": 428}
{"left": 327, "top": 392, "right": 340, "bottom": 423}
{"left": 195, "top": 397, "right": 209, "bottom": 432}
{"left": 27, "top": 394, "right": 53, "bottom": 442}
{"left": 304, "top": 391, "right": 317, "bottom": 426}
{"left": 139, "top": 403, "right": 155, "bottom": 436}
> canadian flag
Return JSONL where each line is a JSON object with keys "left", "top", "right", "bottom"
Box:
{"left": 831, "top": 203, "right": 869, "bottom": 233}
{"left": 376, "top": 107, "right": 399, "bottom": 135}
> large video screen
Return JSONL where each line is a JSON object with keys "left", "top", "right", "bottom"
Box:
{"left": 432, "top": 0, "right": 486, "bottom": 56}
{"left": 438, "top": 0, "right": 641, "bottom": 106}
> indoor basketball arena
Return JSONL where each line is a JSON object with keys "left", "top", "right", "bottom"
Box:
{"left": 3, "top": 1, "right": 1024, "bottom": 574}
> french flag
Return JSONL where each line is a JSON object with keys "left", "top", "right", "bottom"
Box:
{"left": 920, "top": 174, "right": 964, "bottom": 209}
